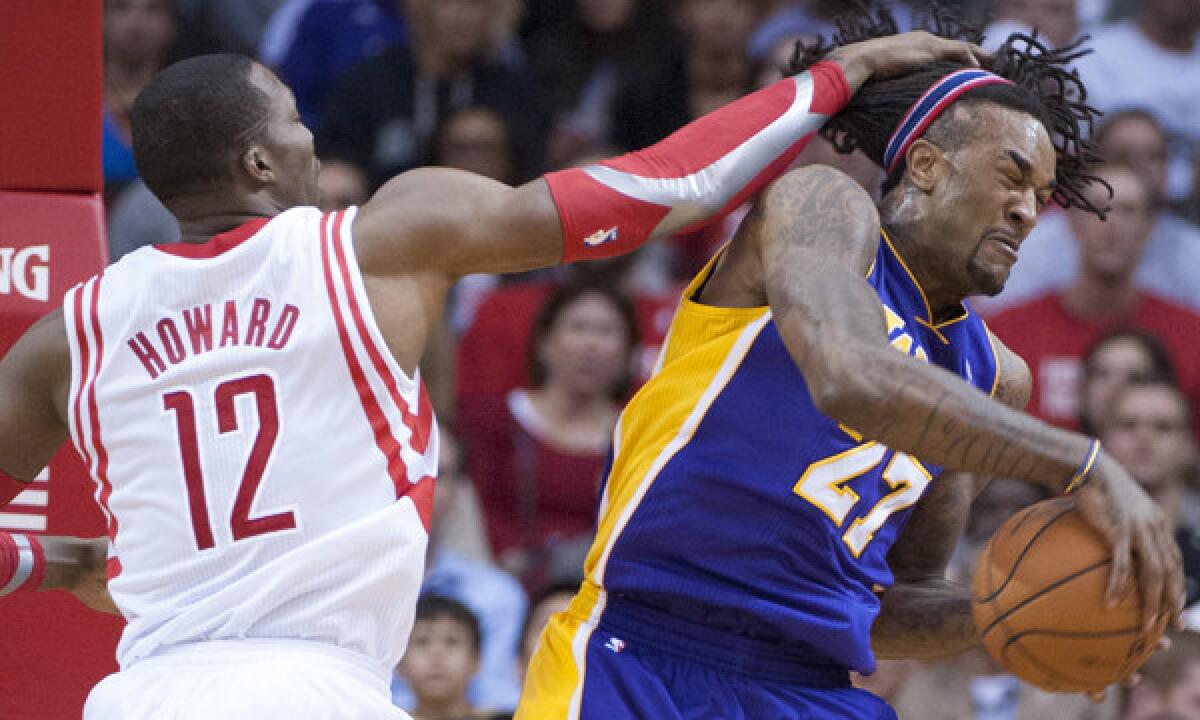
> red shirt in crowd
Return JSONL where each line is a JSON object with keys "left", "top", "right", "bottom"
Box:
{"left": 459, "top": 390, "right": 607, "bottom": 560}
{"left": 985, "top": 291, "right": 1200, "bottom": 433}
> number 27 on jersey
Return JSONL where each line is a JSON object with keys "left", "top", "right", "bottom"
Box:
{"left": 793, "top": 442, "right": 932, "bottom": 557}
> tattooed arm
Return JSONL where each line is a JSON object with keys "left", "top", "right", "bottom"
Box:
{"left": 701, "top": 164, "right": 1181, "bottom": 631}
{"left": 871, "top": 336, "right": 1030, "bottom": 659}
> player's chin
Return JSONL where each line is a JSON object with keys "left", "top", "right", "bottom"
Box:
{"left": 968, "top": 265, "right": 1009, "bottom": 297}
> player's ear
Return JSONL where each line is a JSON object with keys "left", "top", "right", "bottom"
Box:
{"left": 242, "top": 145, "right": 274, "bottom": 185}
{"left": 904, "top": 139, "right": 944, "bottom": 193}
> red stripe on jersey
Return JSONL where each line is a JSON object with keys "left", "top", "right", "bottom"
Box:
{"left": 328, "top": 212, "right": 432, "bottom": 454}
{"left": 318, "top": 212, "right": 413, "bottom": 503}
{"left": 86, "top": 277, "right": 118, "bottom": 550}
{"left": 106, "top": 556, "right": 122, "bottom": 581}
{"left": 408, "top": 475, "right": 435, "bottom": 532}
{"left": 70, "top": 285, "right": 94, "bottom": 473}
{"left": 414, "top": 379, "right": 434, "bottom": 453}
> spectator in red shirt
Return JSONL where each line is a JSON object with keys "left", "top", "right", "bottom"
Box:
{"left": 460, "top": 281, "right": 638, "bottom": 589}
{"left": 988, "top": 162, "right": 1200, "bottom": 432}
{"left": 455, "top": 253, "right": 677, "bottom": 415}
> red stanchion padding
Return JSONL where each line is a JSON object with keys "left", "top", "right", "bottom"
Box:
{"left": 0, "top": 3, "right": 103, "bottom": 193}
{"left": 0, "top": 191, "right": 121, "bottom": 719}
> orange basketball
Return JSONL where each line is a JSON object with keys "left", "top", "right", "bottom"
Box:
{"left": 971, "top": 497, "right": 1168, "bottom": 693}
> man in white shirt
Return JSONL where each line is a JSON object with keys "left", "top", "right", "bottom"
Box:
{"left": 1073, "top": 0, "right": 1200, "bottom": 202}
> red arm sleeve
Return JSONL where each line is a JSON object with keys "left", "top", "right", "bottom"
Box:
{"left": 547, "top": 61, "right": 851, "bottom": 263}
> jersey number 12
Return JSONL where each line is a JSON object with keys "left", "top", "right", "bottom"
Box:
{"left": 164, "top": 373, "right": 294, "bottom": 551}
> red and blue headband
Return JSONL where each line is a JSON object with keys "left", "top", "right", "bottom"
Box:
{"left": 882, "top": 69, "right": 1014, "bottom": 175}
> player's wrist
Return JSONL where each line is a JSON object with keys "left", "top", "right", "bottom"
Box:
{"left": 1063, "top": 439, "right": 1102, "bottom": 495}
{"left": 824, "top": 48, "right": 873, "bottom": 93}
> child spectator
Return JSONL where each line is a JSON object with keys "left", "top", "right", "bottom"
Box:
{"left": 399, "top": 594, "right": 510, "bottom": 720}
{"left": 392, "top": 432, "right": 527, "bottom": 713}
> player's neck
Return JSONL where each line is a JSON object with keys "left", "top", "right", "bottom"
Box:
{"left": 881, "top": 221, "right": 967, "bottom": 323}
{"left": 170, "top": 196, "right": 285, "bottom": 244}
{"left": 1137, "top": 13, "right": 1197, "bottom": 53}
{"left": 1059, "top": 271, "right": 1140, "bottom": 318}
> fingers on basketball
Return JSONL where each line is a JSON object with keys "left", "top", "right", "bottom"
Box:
{"left": 971, "top": 497, "right": 1171, "bottom": 693}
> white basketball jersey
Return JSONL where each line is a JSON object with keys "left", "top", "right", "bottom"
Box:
{"left": 63, "top": 207, "right": 438, "bottom": 676}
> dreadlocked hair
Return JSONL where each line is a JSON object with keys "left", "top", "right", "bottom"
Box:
{"left": 788, "top": 1, "right": 1109, "bottom": 218}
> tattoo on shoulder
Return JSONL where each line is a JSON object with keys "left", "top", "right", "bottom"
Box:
{"left": 759, "top": 166, "right": 878, "bottom": 255}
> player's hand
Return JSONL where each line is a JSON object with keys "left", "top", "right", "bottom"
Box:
{"left": 827, "top": 31, "right": 989, "bottom": 91}
{"left": 38, "top": 536, "right": 118, "bottom": 615}
{"left": 1072, "top": 453, "right": 1184, "bottom": 633}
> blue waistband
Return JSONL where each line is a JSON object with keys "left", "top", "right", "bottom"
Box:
{"left": 598, "top": 594, "right": 852, "bottom": 687}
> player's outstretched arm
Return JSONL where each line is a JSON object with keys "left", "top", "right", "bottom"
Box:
{"left": 350, "top": 32, "right": 986, "bottom": 282}
{"left": 744, "top": 165, "right": 1182, "bottom": 634}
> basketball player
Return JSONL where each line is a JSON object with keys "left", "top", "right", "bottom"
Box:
{"left": 516, "top": 10, "right": 1185, "bottom": 720}
{"left": 0, "top": 31, "right": 984, "bottom": 720}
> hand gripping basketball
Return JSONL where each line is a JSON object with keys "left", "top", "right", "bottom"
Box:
{"left": 1068, "top": 451, "right": 1185, "bottom": 634}
{"left": 971, "top": 495, "right": 1175, "bottom": 693}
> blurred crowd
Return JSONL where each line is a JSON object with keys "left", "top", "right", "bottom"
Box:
{"left": 100, "top": 0, "right": 1200, "bottom": 717}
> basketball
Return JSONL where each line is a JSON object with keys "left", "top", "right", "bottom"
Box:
{"left": 971, "top": 497, "right": 1169, "bottom": 693}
